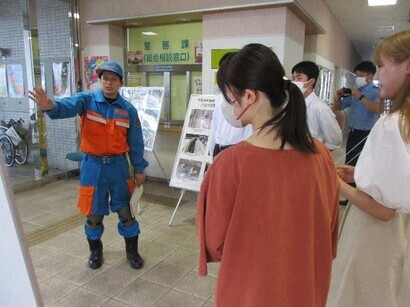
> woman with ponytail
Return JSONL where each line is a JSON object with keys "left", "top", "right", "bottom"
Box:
{"left": 327, "top": 30, "right": 410, "bottom": 307}
{"left": 197, "top": 43, "right": 340, "bottom": 306}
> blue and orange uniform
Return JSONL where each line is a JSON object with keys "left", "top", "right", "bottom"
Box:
{"left": 46, "top": 89, "right": 148, "bottom": 240}
{"left": 30, "top": 60, "right": 146, "bottom": 270}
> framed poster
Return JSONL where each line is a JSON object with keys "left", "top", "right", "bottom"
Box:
{"left": 127, "top": 51, "right": 143, "bottom": 65}
{"left": 7, "top": 64, "right": 24, "bottom": 98}
{"left": 169, "top": 94, "right": 216, "bottom": 192}
{"left": 52, "top": 62, "right": 71, "bottom": 98}
{"left": 120, "top": 87, "right": 165, "bottom": 151}
{"left": 84, "top": 56, "right": 108, "bottom": 90}
{"left": 0, "top": 64, "right": 7, "bottom": 97}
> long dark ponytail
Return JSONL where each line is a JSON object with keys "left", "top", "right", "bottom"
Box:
{"left": 217, "top": 43, "right": 316, "bottom": 153}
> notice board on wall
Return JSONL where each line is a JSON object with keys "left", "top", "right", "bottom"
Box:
{"left": 120, "top": 87, "right": 165, "bottom": 152}
{"left": 169, "top": 94, "right": 216, "bottom": 192}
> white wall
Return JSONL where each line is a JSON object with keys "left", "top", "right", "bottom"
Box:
{"left": 202, "top": 34, "right": 289, "bottom": 94}
{"left": 0, "top": 162, "right": 42, "bottom": 306}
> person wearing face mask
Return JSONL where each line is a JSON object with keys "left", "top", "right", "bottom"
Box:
{"left": 333, "top": 61, "right": 380, "bottom": 166}
{"left": 197, "top": 44, "right": 340, "bottom": 306}
{"left": 327, "top": 29, "right": 410, "bottom": 307}
{"left": 209, "top": 52, "right": 253, "bottom": 159}
{"left": 291, "top": 61, "right": 342, "bottom": 150}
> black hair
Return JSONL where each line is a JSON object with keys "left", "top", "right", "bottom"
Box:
{"left": 217, "top": 43, "right": 316, "bottom": 153}
{"left": 353, "top": 61, "right": 376, "bottom": 75}
{"left": 291, "top": 61, "right": 320, "bottom": 88}
{"left": 219, "top": 52, "right": 236, "bottom": 67}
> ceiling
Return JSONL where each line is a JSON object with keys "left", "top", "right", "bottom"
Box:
{"left": 323, "top": 0, "right": 410, "bottom": 61}
{"left": 90, "top": 0, "right": 409, "bottom": 62}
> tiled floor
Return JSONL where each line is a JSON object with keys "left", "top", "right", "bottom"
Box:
{"left": 9, "top": 145, "right": 348, "bottom": 306}
{"left": 15, "top": 178, "right": 218, "bottom": 306}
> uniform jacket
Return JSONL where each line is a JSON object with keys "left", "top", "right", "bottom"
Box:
{"left": 46, "top": 89, "right": 148, "bottom": 173}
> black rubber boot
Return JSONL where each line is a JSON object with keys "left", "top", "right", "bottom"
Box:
{"left": 125, "top": 236, "right": 143, "bottom": 269}
{"left": 87, "top": 238, "right": 103, "bottom": 269}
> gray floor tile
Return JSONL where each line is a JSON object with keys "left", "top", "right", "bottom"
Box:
{"left": 155, "top": 228, "right": 196, "bottom": 246}
{"left": 113, "top": 279, "right": 169, "bottom": 307}
{"left": 51, "top": 287, "right": 109, "bottom": 307}
{"left": 55, "top": 258, "right": 108, "bottom": 286}
{"left": 173, "top": 271, "right": 216, "bottom": 300}
{"left": 101, "top": 299, "right": 134, "bottom": 307}
{"left": 163, "top": 247, "right": 199, "bottom": 270}
{"left": 152, "top": 289, "right": 207, "bottom": 307}
{"left": 33, "top": 251, "right": 83, "bottom": 276}
{"left": 139, "top": 240, "right": 180, "bottom": 261}
{"left": 140, "top": 261, "right": 190, "bottom": 288}
{"left": 38, "top": 276, "right": 78, "bottom": 306}
{"left": 82, "top": 267, "right": 138, "bottom": 297}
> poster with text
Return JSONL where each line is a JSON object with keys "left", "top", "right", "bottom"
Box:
{"left": 120, "top": 87, "right": 164, "bottom": 151}
{"left": 169, "top": 94, "right": 216, "bottom": 192}
{"left": 7, "top": 64, "right": 24, "bottom": 98}
{"left": 84, "top": 56, "right": 108, "bottom": 90}
{"left": 127, "top": 51, "right": 143, "bottom": 65}
{"left": 0, "top": 64, "right": 7, "bottom": 97}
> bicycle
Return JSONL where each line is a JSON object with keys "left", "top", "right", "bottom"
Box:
{"left": 0, "top": 118, "right": 29, "bottom": 166}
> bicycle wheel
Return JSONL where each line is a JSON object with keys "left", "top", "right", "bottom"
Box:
{"left": 14, "top": 140, "right": 29, "bottom": 164}
{"left": 0, "top": 135, "right": 15, "bottom": 167}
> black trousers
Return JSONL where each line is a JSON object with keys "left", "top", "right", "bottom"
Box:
{"left": 345, "top": 129, "right": 370, "bottom": 166}
{"left": 213, "top": 144, "right": 233, "bottom": 158}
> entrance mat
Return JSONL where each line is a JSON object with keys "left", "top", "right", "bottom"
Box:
{"left": 26, "top": 192, "right": 188, "bottom": 246}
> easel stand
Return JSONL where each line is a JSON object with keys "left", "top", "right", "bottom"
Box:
{"left": 169, "top": 189, "right": 186, "bottom": 227}
{"left": 152, "top": 149, "right": 169, "bottom": 183}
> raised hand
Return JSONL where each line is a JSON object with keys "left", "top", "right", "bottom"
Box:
{"left": 28, "top": 87, "right": 54, "bottom": 111}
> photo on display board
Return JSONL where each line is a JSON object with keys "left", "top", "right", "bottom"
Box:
{"left": 120, "top": 87, "right": 164, "bottom": 151}
{"left": 142, "top": 109, "right": 160, "bottom": 130}
{"left": 181, "top": 134, "right": 209, "bottom": 156}
{"left": 187, "top": 109, "right": 213, "bottom": 130}
{"left": 169, "top": 94, "right": 216, "bottom": 192}
{"left": 175, "top": 158, "right": 202, "bottom": 183}
{"left": 142, "top": 129, "right": 156, "bottom": 149}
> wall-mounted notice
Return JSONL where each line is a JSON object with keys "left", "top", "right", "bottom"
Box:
{"left": 120, "top": 87, "right": 165, "bottom": 151}
{"left": 52, "top": 62, "right": 71, "bottom": 98}
{"left": 169, "top": 94, "right": 216, "bottom": 192}
{"left": 0, "top": 64, "right": 7, "bottom": 97}
{"left": 7, "top": 64, "right": 24, "bottom": 98}
{"left": 84, "top": 56, "right": 108, "bottom": 90}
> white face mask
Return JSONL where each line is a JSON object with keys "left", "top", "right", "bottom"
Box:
{"left": 291, "top": 81, "right": 308, "bottom": 94}
{"left": 221, "top": 98, "right": 244, "bottom": 128}
{"left": 355, "top": 76, "right": 367, "bottom": 88}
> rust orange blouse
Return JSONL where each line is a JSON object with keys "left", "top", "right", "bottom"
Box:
{"left": 197, "top": 141, "right": 339, "bottom": 306}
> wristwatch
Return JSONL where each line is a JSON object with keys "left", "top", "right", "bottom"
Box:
{"left": 359, "top": 94, "right": 365, "bottom": 101}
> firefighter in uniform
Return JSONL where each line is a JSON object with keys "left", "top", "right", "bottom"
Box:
{"left": 29, "top": 61, "right": 148, "bottom": 270}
